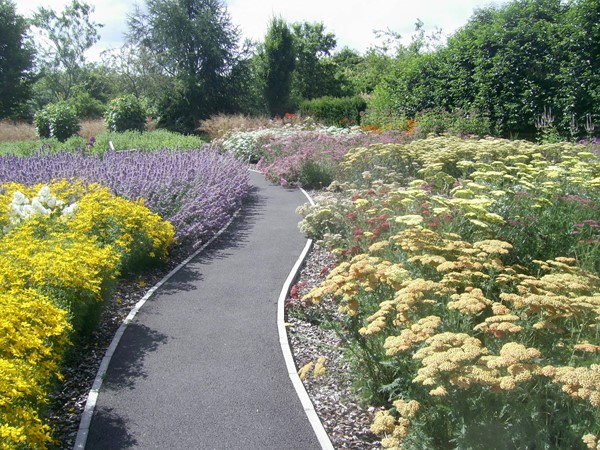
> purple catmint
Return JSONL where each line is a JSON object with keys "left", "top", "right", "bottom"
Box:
{"left": 0, "top": 148, "right": 250, "bottom": 248}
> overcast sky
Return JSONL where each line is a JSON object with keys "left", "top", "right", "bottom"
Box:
{"left": 16, "top": 0, "right": 511, "bottom": 61}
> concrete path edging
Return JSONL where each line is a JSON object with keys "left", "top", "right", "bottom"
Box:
{"left": 277, "top": 187, "right": 334, "bottom": 450}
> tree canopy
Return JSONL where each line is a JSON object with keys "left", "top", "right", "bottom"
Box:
{"left": 31, "top": 0, "right": 102, "bottom": 101}
{"left": 0, "top": 0, "right": 35, "bottom": 119}
{"left": 127, "top": 0, "right": 245, "bottom": 131}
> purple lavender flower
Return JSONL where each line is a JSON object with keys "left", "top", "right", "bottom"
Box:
{"left": 0, "top": 148, "right": 250, "bottom": 247}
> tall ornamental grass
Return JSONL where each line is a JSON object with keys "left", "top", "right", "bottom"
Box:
{"left": 297, "top": 136, "right": 600, "bottom": 449}
{"left": 0, "top": 149, "right": 249, "bottom": 247}
{"left": 0, "top": 181, "right": 174, "bottom": 449}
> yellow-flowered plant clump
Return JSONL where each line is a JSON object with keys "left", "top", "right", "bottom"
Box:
{"left": 0, "top": 180, "right": 175, "bottom": 449}
{"left": 297, "top": 136, "right": 600, "bottom": 448}
{"left": 0, "top": 289, "right": 70, "bottom": 449}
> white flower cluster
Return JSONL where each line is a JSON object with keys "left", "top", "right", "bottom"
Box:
{"left": 219, "top": 123, "right": 364, "bottom": 162}
{"left": 4, "top": 185, "right": 79, "bottom": 233}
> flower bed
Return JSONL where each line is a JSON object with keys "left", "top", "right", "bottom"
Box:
{"left": 215, "top": 123, "right": 407, "bottom": 189}
{"left": 0, "top": 149, "right": 249, "bottom": 247}
{"left": 0, "top": 146, "right": 249, "bottom": 448}
{"left": 0, "top": 181, "right": 174, "bottom": 448}
{"left": 297, "top": 136, "right": 600, "bottom": 449}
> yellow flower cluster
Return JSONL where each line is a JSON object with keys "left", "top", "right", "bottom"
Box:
{"left": 0, "top": 180, "right": 175, "bottom": 448}
{"left": 371, "top": 399, "right": 420, "bottom": 449}
{"left": 583, "top": 433, "right": 600, "bottom": 450}
{"left": 297, "top": 356, "right": 327, "bottom": 380}
{"left": 0, "top": 289, "right": 70, "bottom": 448}
{"left": 541, "top": 364, "right": 600, "bottom": 408}
{"left": 298, "top": 136, "right": 600, "bottom": 447}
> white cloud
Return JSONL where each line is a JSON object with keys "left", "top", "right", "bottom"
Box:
{"left": 17, "top": 0, "right": 511, "bottom": 61}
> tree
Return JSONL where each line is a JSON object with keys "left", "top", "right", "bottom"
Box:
{"left": 290, "top": 21, "right": 341, "bottom": 101}
{"left": 260, "top": 16, "right": 295, "bottom": 117}
{"left": 0, "top": 0, "right": 35, "bottom": 119}
{"left": 127, "top": 0, "right": 244, "bottom": 132}
{"left": 31, "top": 0, "right": 103, "bottom": 101}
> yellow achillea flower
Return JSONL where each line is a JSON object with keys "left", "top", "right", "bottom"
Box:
{"left": 393, "top": 399, "right": 420, "bottom": 419}
{"left": 429, "top": 386, "right": 448, "bottom": 396}
{"left": 413, "top": 333, "right": 489, "bottom": 388}
{"left": 395, "top": 214, "right": 424, "bottom": 226}
{"left": 575, "top": 342, "right": 600, "bottom": 353}
{"left": 473, "top": 240, "right": 513, "bottom": 255}
{"left": 381, "top": 436, "right": 401, "bottom": 449}
{"left": 371, "top": 410, "right": 396, "bottom": 435}
{"left": 298, "top": 362, "right": 314, "bottom": 381}
{"left": 313, "top": 357, "right": 327, "bottom": 378}
{"left": 448, "top": 287, "right": 492, "bottom": 315}
{"left": 582, "top": 433, "right": 599, "bottom": 450}
{"left": 368, "top": 240, "right": 390, "bottom": 253}
{"left": 384, "top": 316, "right": 442, "bottom": 355}
{"left": 474, "top": 314, "right": 523, "bottom": 337}
{"left": 543, "top": 365, "right": 600, "bottom": 407}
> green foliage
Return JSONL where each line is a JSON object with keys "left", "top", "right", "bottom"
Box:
{"left": 0, "top": 0, "right": 35, "bottom": 120}
{"left": 291, "top": 21, "right": 342, "bottom": 102}
{"left": 128, "top": 0, "right": 245, "bottom": 132}
{"left": 299, "top": 95, "right": 366, "bottom": 127}
{"left": 34, "top": 102, "right": 80, "bottom": 142}
{"left": 261, "top": 16, "right": 296, "bottom": 117}
{"left": 297, "top": 159, "right": 335, "bottom": 190}
{"left": 331, "top": 47, "right": 391, "bottom": 96}
{"left": 68, "top": 86, "right": 106, "bottom": 118}
{"left": 0, "top": 129, "right": 206, "bottom": 156}
{"left": 104, "top": 94, "right": 147, "bottom": 132}
{"left": 31, "top": 0, "right": 103, "bottom": 101}
{"left": 413, "top": 108, "right": 493, "bottom": 138}
{"left": 369, "top": 0, "right": 600, "bottom": 139}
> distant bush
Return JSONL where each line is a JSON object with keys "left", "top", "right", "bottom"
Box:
{"left": 104, "top": 95, "right": 147, "bottom": 133}
{"left": 69, "top": 89, "right": 106, "bottom": 119}
{"left": 299, "top": 96, "right": 367, "bottom": 127}
{"left": 34, "top": 102, "right": 80, "bottom": 142}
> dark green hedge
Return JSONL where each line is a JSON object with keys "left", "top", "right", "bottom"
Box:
{"left": 299, "top": 95, "right": 367, "bottom": 127}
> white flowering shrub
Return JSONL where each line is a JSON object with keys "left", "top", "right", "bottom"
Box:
{"left": 4, "top": 185, "right": 78, "bottom": 233}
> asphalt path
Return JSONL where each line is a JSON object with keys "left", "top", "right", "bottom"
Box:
{"left": 85, "top": 171, "right": 323, "bottom": 449}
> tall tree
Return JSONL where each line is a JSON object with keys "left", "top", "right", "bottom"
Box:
{"left": 0, "top": 0, "right": 35, "bottom": 119}
{"left": 127, "top": 0, "right": 244, "bottom": 131}
{"left": 291, "top": 22, "right": 340, "bottom": 101}
{"left": 260, "top": 16, "right": 295, "bottom": 117}
{"left": 31, "top": 0, "right": 102, "bottom": 101}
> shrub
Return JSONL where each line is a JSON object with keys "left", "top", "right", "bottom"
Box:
{"left": 34, "top": 102, "right": 81, "bottom": 142}
{"left": 104, "top": 94, "right": 147, "bottom": 133}
{"left": 0, "top": 179, "right": 175, "bottom": 448}
{"left": 33, "top": 108, "right": 51, "bottom": 139}
{"left": 299, "top": 96, "right": 367, "bottom": 127}
{"left": 413, "top": 108, "right": 493, "bottom": 138}
{"left": 69, "top": 89, "right": 106, "bottom": 119}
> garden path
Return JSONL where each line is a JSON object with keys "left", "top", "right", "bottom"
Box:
{"left": 78, "top": 171, "right": 329, "bottom": 449}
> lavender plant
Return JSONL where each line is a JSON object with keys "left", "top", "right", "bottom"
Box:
{"left": 0, "top": 149, "right": 249, "bottom": 247}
